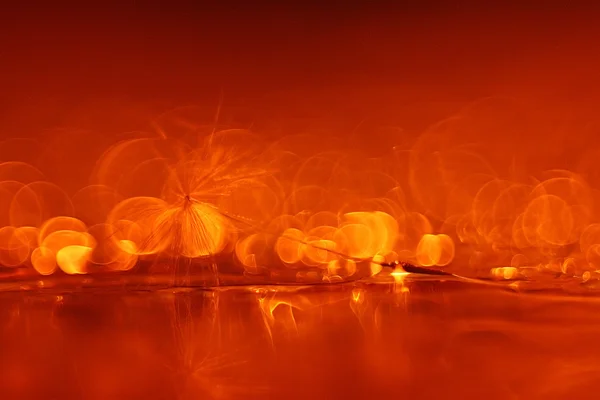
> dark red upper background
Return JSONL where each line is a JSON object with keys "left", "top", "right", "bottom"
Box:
{"left": 1, "top": 1, "right": 599, "bottom": 133}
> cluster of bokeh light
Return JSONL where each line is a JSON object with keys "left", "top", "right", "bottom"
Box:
{"left": 1, "top": 97, "right": 600, "bottom": 283}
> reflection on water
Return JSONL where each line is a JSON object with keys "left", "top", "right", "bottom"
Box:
{"left": 1, "top": 275, "right": 598, "bottom": 399}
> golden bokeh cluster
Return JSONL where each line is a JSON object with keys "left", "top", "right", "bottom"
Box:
{"left": 1, "top": 97, "right": 600, "bottom": 284}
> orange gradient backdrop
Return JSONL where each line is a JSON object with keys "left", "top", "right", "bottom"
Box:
{"left": 1, "top": 4, "right": 600, "bottom": 285}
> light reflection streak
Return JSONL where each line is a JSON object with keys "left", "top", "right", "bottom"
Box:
{"left": 0, "top": 273, "right": 598, "bottom": 398}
